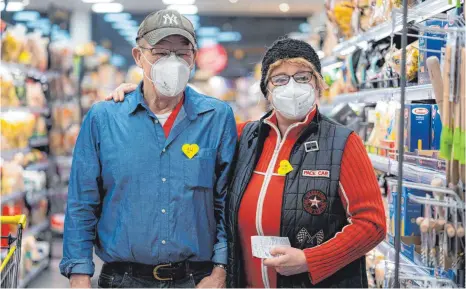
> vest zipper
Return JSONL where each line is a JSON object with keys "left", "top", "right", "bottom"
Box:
{"left": 256, "top": 118, "right": 301, "bottom": 288}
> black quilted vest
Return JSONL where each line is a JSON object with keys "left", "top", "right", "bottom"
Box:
{"left": 226, "top": 109, "right": 368, "bottom": 288}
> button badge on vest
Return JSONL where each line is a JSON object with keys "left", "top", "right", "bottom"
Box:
{"left": 303, "top": 190, "right": 328, "bottom": 215}
{"left": 277, "top": 160, "right": 294, "bottom": 176}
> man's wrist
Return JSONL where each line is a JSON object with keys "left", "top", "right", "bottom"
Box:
{"left": 211, "top": 266, "right": 226, "bottom": 278}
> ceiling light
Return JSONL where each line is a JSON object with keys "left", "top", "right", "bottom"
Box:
{"left": 6, "top": 2, "right": 25, "bottom": 11}
{"left": 92, "top": 3, "right": 123, "bottom": 13}
{"left": 103, "top": 13, "right": 131, "bottom": 22}
{"left": 167, "top": 4, "right": 198, "bottom": 15}
{"left": 217, "top": 31, "right": 241, "bottom": 42}
{"left": 229, "top": 0, "right": 238, "bottom": 3}
{"left": 112, "top": 22, "right": 138, "bottom": 30}
{"left": 82, "top": 0, "right": 113, "bottom": 3}
{"left": 13, "top": 11, "right": 40, "bottom": 21}
{"left": 197, "top": 26, "right": 220, "bottom": 37}
{"left": 163, "top": 0, "right": 195, "bottom": 4}
{"left": 279, "top": 3, "right": 289, "bottom": 12}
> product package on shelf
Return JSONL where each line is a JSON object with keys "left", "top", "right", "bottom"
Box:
{"left": 404, "top": 104, "right": 432, "bottom": 152}
{"left": 418, "top": 19, "right": 448, "bottom": 85}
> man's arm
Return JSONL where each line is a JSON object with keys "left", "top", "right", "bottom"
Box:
{"left": 304, "top": 133, "right": 386, "bottom": 284}
{"left": 212, "top": 105, "right": 238, "bottom": 265}
{"left": 59, "top": 105, "right": 103, "bottom": 282}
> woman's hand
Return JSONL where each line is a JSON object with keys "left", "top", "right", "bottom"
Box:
{"left": 105, "top": 83, "right": 138, "bottom": 102}
{"left": 263, "top": 247, "right": 309, "bottom": 276}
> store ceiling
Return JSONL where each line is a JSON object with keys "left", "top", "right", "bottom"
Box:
{"left": 28, "top": 0, "right": 322, "bottom": 16}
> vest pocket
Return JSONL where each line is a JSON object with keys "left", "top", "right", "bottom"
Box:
{"left": 184, "top": 149, "right": 216, "bottom": 189}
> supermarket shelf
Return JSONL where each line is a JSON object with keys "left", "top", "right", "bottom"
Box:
{"left": 333, "top": 0, "right": 455, "bottom": 55}
{"left": 18, "top": 257, "right": 50, "bottom": 288}
{"left": 1, "top": 191, "right": 26, "bottom": 204}
{"left": 25, "top": 161, "right": 49, "bottom": 171}
{"left": 331, "top": 84, "right": 434, "bottom": 105}
{"left": 1, "top": 62, "right": 61, "bottom": 80}
{"left": 1, "top": 147, "right": 31, "bottom": 159}
{"left": 376, "top": 240, "right": 429, "bottom": 276}
{"left": 0, "top": 106, "right": 50, "bottom": 115}
{"left": 369, "top": 154, "right": 446, "bottom": 185}
{"left": 24, "top": 220, "right": 49, "bottom": 239}
{"left": 29, "top": 136, "right": 49, "bottom": 147}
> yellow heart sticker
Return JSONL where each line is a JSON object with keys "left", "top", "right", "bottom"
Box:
{"left": 182, "top": 144, "right": 200, "bottom": 159}
{"left": 277, "top": 160, "right": 293, "bottom": 176}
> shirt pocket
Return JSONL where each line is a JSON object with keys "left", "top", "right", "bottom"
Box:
{"left": 184, "top": 148, "right": 216, "bottom": 189}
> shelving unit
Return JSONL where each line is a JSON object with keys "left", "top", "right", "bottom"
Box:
{"left": 330, "top": 0, "right": 455, "bottom": 56}
{"left": 29, "top": 136, "right": 50, "bottom": 148}
{"left": 321, "top": 0, "right": 464, "bottom": 286}
{"left": 1, "top": 191, "right": 26, "bottom": 204}
{"left": 24, "top": 220, "right": 50, "bottom": 239}
{"left": 376, "top": 240, "right": 429, "bottom": 276}
{"left": 369, "top": 154, "right": 446, "bottom": 185}
{"left": 330, "top": 84, "right": 435, "bottom": 105}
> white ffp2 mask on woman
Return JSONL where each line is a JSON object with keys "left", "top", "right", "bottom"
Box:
{"left": 141, "top": 52, "right": 191, "bottom": 97}
{"left": 271, "top": 79, "right": 316, "bottom": 120}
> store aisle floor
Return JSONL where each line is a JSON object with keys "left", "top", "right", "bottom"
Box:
{"left": 29, "top": 239, "right": 103, "bottom": 288}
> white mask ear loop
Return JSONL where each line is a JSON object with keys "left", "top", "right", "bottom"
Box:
{"left": 139, "top": 49, "right": 158, "bottom": 86}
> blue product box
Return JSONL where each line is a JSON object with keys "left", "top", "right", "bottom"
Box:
{"left": 401, "top": 187, "right": 425, "bottom": 236}
{"left": 418, "top": 19, "right": 448, "bottom": 85}
{"left": 431, "top": 104, "right": 443, "bottom": 150}
{"left": 404, "top": 104, "right": 431, "bottom": 152}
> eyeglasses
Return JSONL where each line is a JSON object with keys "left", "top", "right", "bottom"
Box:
{"left": 269, "top": 71, "right": 316, "bottom": 87}
{"left": 139, "top": 47, "right": 195, "bottom": 62}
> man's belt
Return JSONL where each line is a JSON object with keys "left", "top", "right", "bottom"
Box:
{"left": 102, "top": 261, "right": 213, "bottom": 281}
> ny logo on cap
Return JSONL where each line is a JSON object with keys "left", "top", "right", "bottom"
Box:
{"left": 163, "top": 14, "right": 178, "bottom": 25}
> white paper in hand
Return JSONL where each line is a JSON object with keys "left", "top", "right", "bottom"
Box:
{"left": 251, "top": 236, "right": 291, "bottom": 259}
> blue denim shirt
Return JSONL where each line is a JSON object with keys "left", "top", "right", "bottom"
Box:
{"left": 60, "top": 84, "right": 237, "bottom": 277}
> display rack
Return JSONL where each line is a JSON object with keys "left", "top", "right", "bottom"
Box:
{"left": 329, "top": 0, "right": 456, "bottom": 56}
{"left": 1, "top": 49, "right": 59, "bottom": 286}
{"left": 322, "top": 0, "right": 465, "bottom": 286}
{"left": 369, "top": 154, "right": 446, "bottom": 185}
{"left": 330, "top": 84, "right": 435, "bottom": 104}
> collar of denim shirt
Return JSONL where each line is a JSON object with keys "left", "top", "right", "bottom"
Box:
{"left": 128, "top": 82, "right": 215, "bottom": 120}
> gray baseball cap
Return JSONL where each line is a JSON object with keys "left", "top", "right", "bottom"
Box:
{"left": 137, "top": 9, "right": 197, "bottom": 49}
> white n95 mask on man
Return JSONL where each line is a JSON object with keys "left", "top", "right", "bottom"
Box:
{"left": 141, "top": 52, "right": 191, "bottom": 97}
{"left": 271, "top": 79, "right": 316, "bottom": 120}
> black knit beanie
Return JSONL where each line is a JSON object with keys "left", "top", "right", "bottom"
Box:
{"left": 260, "top": 37, "right": 322, "bottom": 97}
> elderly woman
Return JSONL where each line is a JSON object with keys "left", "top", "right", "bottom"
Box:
{"left": 107, "top": 37, "right": 386, "bottom": 288}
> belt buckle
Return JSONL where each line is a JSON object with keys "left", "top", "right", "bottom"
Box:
{"left": 153, "top": 263, "right": 173, "bottom": 281}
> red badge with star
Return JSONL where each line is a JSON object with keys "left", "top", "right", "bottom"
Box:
{"left": 303, "top": 190, "right": 328, "bottom": 215}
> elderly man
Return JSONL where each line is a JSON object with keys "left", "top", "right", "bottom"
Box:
{"left": 60, "top": 10, "right": 237, "bottom": 288}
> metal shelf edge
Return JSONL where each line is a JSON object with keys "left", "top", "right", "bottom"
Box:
{"left": 377, "top": 240, "right": 430, "bottom": 276}
{"left": 24, "top": 220, "right": 50, "bottom": 239}
{"left": 330, "top": 84, "right": 434, "bottom": 105}
{"left": 1, "top": 191, "right": 26, "bottom": 204}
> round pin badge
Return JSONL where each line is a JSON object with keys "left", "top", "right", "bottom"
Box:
{"left": 303, "top": 190, "right": 328, "bottom": 215}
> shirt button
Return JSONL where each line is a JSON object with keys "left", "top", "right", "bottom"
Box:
{"left": 162, "top": 240, "right": 166, "bottom": 245}
{"left": 161, "top": 209, "right": 166, "bottom": 214}
{"left": 162, "top": 149, "right": 166, "bottom": 153}
{"left": 154, "top": 120, "right": 159, "bottom": 124}
{"left": 162, "top": 178, "right": 167, "bottom": 182}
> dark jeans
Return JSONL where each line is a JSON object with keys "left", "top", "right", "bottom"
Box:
{"left": 98, "top": 264, "right": 212, "bottom": 288}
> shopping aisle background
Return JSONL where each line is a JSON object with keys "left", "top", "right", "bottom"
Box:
{"left": 1, "top": 0, "right": 465, "bottom": 288}
{"left": 29, "top": 239, "right": 103, "bottom": 288}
